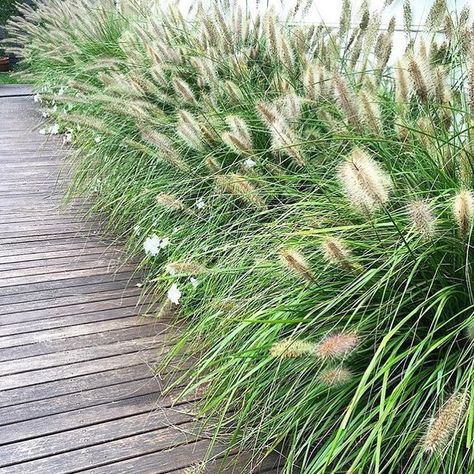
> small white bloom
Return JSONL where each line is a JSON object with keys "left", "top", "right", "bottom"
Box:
{"left": 58, "top": 88, "right": 65, "bottom": 96}
{"left": 49, "top": 124, "right": 59, "bottom": 135}
{"left": 52, "top": 105, "right": 58, "bottom": 113}
{"left": 244, "top": 158, "right": 256, "bottom": 169}
{"left": 33, "top": 94, "right": 42, "bottom": 103}
{"left": 190, "top": 277, "right": 198, "bottom": 288}
{"left": 143, "top": 234, "right": 162, "bottom": 256}
{"left": 136, "top": 282, "right": 143, "bottom": 288}
{"left": 133, "top": 224, "right": 141, "bottom": 236}
{"left": 160, "top": 237, "right": 170, "bottom": 249}
{"left": 195, "top": 197, "right": 205, "bottom": 209}
{"left": 95, "top": 136, "right": 101, "bottom": 144}
{"left": 42, "top": 111, "right": 49, "bottom": 118}
{"left": 167, "top": 283, "right": 182, "bottom": 305}
{"left": 39, "top": 128, "right": 46, "bottom": 135}
{"left": 63, "top": 129, "right": 73, "bottom": 144}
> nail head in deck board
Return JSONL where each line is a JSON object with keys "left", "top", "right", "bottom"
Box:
{"left": 0, "top": 90, "right": 274, "bottom": 472}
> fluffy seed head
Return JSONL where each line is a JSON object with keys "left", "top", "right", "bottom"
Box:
{"left": 315, "top": 332, "right": 359, "bottom": 360}
{"left": 321, "top": 237, "right": 357, "bottom": 272}
{"left": 177, "top": 110, "right": 204, "bottom": 151}
{"left": 166, "top": 262, "right": 207, "bottom": 276}
{"left": 172, "top": 77, "right": 196, "bottom": 104}
{"left": 422, "top": 391, "right": 469, "bottom": 454}
{"left": 222, "top": 115, "right": 253, "bottom": 154}
{"left": 156, "top": 193, "right": 186, "bottom": 212}
{"left": 141, "top": 129, "right": 190, "bottom": 172}
{"left": 269, "top": 338, "right": 315, "bottom": 359}
{"left": 256, "top": 101, "right": 278, "bottom": 127}
{"left": 395, "top": 59, "right": 411, "bottom": 110}
{"left": 279, "top": 248, "right": 314, "bottom": 282}
{"left": 215, "top": 173, "right": 266, "bottom": 209}
{"left": 408, "top": 56, "right": 431, "bottom": 104}
{"left": 205, "top": 156, "right": 221, "bottom": 174}
{"left": 333, "top": 72, "right": 360, "bottom": 129}
{"left": 453, "top": 190, "right": 474, "bottom": 239}
{"left": 359, "top": 90, "right": 382, "bottom": 135}
{"left": 317, "top": 366, "right": 353, "bottom": 387}
{"left": 271, "top": 117, "right": 305, "bottom": 166}
{"left": 338, "top": 148, "right": 392, "bottom": 213}
{"left": 408, "top": 200, "right": 436, "bottom": 239}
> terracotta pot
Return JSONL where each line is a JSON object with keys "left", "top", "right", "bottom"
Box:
{"left": 0, "top": 57, "right": 10, "bottom": 73}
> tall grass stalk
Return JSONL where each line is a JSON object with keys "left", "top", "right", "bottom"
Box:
{"left": 6, "top": 0, "right": 474, "bottom": 471}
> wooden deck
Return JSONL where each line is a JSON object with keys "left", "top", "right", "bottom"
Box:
{"left": 0, "top": 86, "right": 281, "bottom": 473}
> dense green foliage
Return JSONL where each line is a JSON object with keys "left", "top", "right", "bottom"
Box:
{"left": 0, "top": 0, "right": 19, "bottom": 26}
{"left": 6, "top": 0, "right": 474, "bottom": 472}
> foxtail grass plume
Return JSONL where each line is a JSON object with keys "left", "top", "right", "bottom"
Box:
{"left": 317, "top": 366, "right": 353, "bottom": 387}
{"left": 321, "top": 237, "right": 359, "bottom": 272}
{"left": 408, "top": 55, "right": 431, "bottom": 104}
{"left": 271, "top": 117, "right": 305, "bottom": 166}
{"left": 222, "top": 115, "right": 253, "bottom": 155}
{"left": 408, "top": 200, "right": 436, "bottom": 239}
{"left": 156, "top": 193, "right": 186, "bottom": 212}
{"left": 468, "top": 57, "right": 474, "bottom": 118}
{"left": 422, "top": 391, "right": 468, "bottom": 454}
{"left": 279, "top": 92, "right": 304, "bottom": 123}
{"left": 172, "top": 77, "right": 196, "bottom": 104}
{"left": 205, "top": 156, "right": 221, "bottom": 174}
{"left": 394, "top": 59, "right": 411, "bottom": 110}
{"left": 177, "top": 110, "right": 204, "bottom": 151}
{"left": 359, "top": 90, "right": 382, "bottom": 135}
{"left": 453, "top": 190, "right": 474, "bottom": 239}
{"left": 215, "top": 173, "right": 266, "bottom": 209}
{"left": 256, "top": 101, "right": 278, "bottom": 127}
{"left": 269, "top": 338, "right": 315, "bottom": 359}
{"left": 314, "top": 332, "right": 359, "bottom": 360}
{"left": 166, "top": 262, "right": 207, "bottom": 276}
{"left": 338, "top": 148, "right": 392, "bottom": 213}
{"left": 223, "top": 80, "right": 244, "bottom": 103}
{"left": 279, "top": 248, "right": 314, "bottom": 282}
{"left": 333, "top": 72, "right": 360, "bottom": 129}
{"left": 141, "top": 129, "right": 190, "bottom": 172}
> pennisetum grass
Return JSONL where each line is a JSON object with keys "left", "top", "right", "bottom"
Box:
{"left": 8, "top": 0, "right": 474, "bottom": 472}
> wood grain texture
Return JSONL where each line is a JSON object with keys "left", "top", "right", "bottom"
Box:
{"left": 0, "top": 89, "right": 281, "bottom": 472}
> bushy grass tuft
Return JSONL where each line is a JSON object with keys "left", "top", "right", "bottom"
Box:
{"left": 6, "top": 0, "right": 474, "bottom": 471}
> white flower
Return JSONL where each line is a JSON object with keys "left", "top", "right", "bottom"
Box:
{"left": 244, "top": 158, "right": 256, "bottom": 169}
{"left": 195, "top": 197, "right": 205, "bottom": 209}
{"left": 58, "top": 88, "right": 65, "bottom": 96}
{"left": 52, "top": 105, "right": 58, "bottom": 113}
{"left": 143, "top": 234, "right": 162, "bottom": 256}
{"left": 49, "top": 124, "right": 59, "bottom": 135}
{"left": 190, "top": 277, "right": 198, "bottom": 288}
{"left": 42, "top": 111, "right": 49, "bottom": 118}
{"left": 39, "top": 128, "right": 46, "bottom": 135}
{"left": 95, "top": 136, "right": 101, "bottom": 144}
{"left": 63, "top": 130, "right": 73, "bottom": 144}
{"left": 133, "top": 224, "right": 141, "bottom": 236}
{"left": 33, "top": 94, "right": 42, "bottom": 103}
{"left": 167, "top": 283, "right": 182, "bottom": 305}
{"left": 160, "top": 237, "right": 170, "bottom": 249}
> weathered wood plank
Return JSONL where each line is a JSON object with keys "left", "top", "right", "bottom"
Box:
{"left": 0, "top": 91, "right": 267, "bottom": 472}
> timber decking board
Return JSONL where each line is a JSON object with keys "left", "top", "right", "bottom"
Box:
{"left": 0, "top": 88, "right": 281, "bottom": 473}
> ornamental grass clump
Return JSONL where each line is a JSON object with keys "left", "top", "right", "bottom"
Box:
{"left": 7, "top": 0, "right": 474, "bottom": 471}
